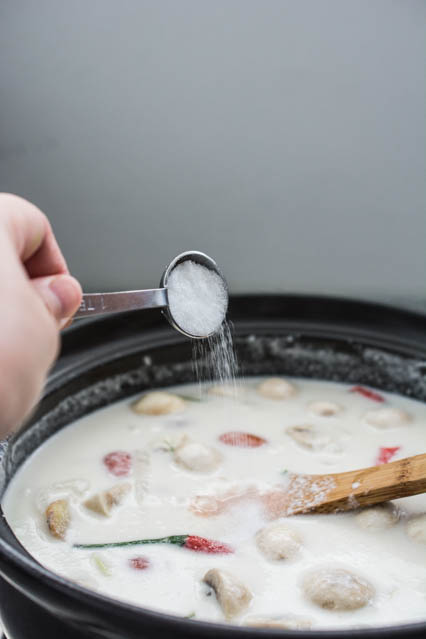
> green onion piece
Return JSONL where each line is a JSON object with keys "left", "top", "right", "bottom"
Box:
{"left": 91, "top": 553, "right": 112, "bottom": 576}
{"left": 74, "top": 534, "right": 188, "bottom": 550}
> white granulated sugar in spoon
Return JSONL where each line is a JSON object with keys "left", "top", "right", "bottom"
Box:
{"left": 167, "top": 260, "right": 228, "bottom": 337}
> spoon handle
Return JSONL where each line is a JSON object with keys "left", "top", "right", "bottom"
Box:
{"left": 329, "top": 452, "right": 426, "bottom": 511}
{"left": 74, "top": 289, "right": 168, "bottom": 319}
{"left": 285, "top": 453, "right": 426, "bottom": 516}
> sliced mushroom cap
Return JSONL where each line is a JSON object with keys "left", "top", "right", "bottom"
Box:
{"left": 286, "top": 424, "right": 332, "bottom": 451}
{"left": 243, "top": 615, "right": 313, "bottom": 629}
{"left": 257, "top": 378, "right": 296, "bottom": 400}
{"left": 308, "top": 401, "right": 342, "bottom": 417}
{"left": 355, "top": 503, "right": 399, "bottom": 531}
{"left": 174, "top": 436, "right": 221, "bottom": 472}
{"left": 406, "top": 514, "right": 426, "bottom": 544}
{"left": 46, "top": 498, "right": 70, "bottom": 540}
{"left": 132, "top": 391, "right": 186, "bottom": 415}
{"left": 364, "top": 407, "right": 411, "bottom": 429}
{"left": 203, "top": 568, "right": 252, "bottom": 619}
{"left": 256, "top": 522, "right": 302, "bottom": 560}
{"left": 303, "top": 568, "right": 374, "bottom": 611}
{"left": 84, "top": 483, "right": 131, "bottom": 516}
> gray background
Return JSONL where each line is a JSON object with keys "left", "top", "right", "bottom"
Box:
{"left": 1, "top": 0, "right": 425, "bottom": 308}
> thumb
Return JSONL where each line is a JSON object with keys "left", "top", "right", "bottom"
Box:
{"left": 32, "top": 274, "right": 82, "bottom": 327}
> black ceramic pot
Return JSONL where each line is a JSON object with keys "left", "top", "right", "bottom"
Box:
{"left": 1, "top": 295, "right": 426, "bottom": 639}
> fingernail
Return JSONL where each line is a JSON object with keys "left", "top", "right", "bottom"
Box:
{"left": 49, "top": 276, "right": 81, "bottom": 319}
{"left": 48, "top": 278, "right": 68, "bottom": 318}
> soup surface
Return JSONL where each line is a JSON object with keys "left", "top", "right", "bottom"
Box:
{"left": 3, "top": 378, "right": 426, "bottom": 630}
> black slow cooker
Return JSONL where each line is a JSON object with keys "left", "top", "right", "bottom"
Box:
{"left": 1, "top": 295, "right": 425, "bottom": 639}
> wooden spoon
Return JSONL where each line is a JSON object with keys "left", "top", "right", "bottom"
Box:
{"left": 267, "top": 453, "right": 426, "bottom": 517}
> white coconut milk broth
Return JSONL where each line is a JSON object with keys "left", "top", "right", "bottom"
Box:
{"left": 3, "top": 378, "right": 426, "bottom": 629}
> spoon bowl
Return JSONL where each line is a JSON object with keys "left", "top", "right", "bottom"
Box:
{"left": 160, "top": 250, "right": 228, "bottom": 339}
{"left": 74, "top": 250, "right": 228, "bottom": 340}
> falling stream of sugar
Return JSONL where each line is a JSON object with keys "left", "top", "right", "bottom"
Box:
{"left": 192, "top": 320, "right": 239, "bottom": 389}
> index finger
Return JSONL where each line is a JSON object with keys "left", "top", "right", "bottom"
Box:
{"left": 0, "top": 193, "right": 69, "bottom": 277}
{"left": 24, "top": 216, "right": 69, "bottom": 278}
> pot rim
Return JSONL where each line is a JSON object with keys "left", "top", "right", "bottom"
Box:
{"left": 1, "top": 293, "right": 426, "bottom": 637}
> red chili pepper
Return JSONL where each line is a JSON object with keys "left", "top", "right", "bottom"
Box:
{"left": 376, "top": 446, "right": 400, "bottom": 465}
{"left": 103, "top": 451, "right": 132, "bottom": 477}
{"left": 349, "top": 386, "right": 385, "bottom": 403}
{"left": 219, "top": 431, "right": 267, "bottom": 447}
{"left": 183, "top": 535, "right": 233, "bottom": 554}
{"left": 129, "top": 556, "right": 150, "bottom": 570}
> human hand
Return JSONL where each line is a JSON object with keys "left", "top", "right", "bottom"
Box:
{"left": 0, "top": 193, "right": 82, "bottom": 438}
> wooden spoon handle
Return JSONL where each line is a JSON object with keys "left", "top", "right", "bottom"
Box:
{"left": 288, "top": 453, "right": 426, "bottom": 515}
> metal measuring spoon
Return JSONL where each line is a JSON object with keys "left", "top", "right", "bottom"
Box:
{"left": 74, "top": 250, "right": 228, "bottom": 339}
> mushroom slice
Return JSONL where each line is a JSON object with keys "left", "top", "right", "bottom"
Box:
{"left": 286, "top": 424, "right": 331, "bottom": 451}
{"left": 256, "top": 522, "right": 302, "bottom": 560}
{"left": 406, "top": 513, "right": 426, "bottom": 544}
{"left": 46, "top": 498, "right": 70, "bottom": 540}
{"left": 243, "top": 615, "right": 312, "bottom": 629}
{"left": 174, "top": 435, "right": 222, "bottom": 472}
{"left": 303, "top": 568, "right": 374, "bottom": 611}
{"left": 355, "top": 503, "right": 399, "bottom": 531}
{"left": 364, "top": 407, "right": 411, "bottom": 429}
{"left": 132, "top": 391, "right": 186, "bottom": 415}
{"left": 258, "top": 378, "right": 296, "bottom": 400}
{"left": 203, "top": 569, "right": 252, "bottom": 619}
{"left": 308, "top": 401, "right": 342, "bottom": 417}
{"left": 84, "top": 483, "right": 131, "bottom": 516}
